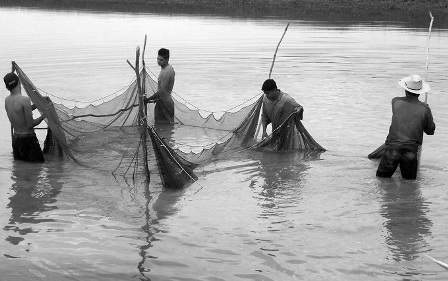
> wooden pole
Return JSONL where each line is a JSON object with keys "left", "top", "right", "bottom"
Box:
{"left": 142, "top": 35, "right": 148, "bottom": 124}
{"left": 140, "top": 36, "right": 150, "bottom": 181}
{"left": 256, "top": 23, "right": 290, "bottom": 138}
{"left": 425, "top": 11, "right": 434, "bottom": 103}
{"left": 127, "top": 46, "right": 150, "bottom": 181}
{"left": 268, "top": 23, "right": 290, "bottom": 79}
{"left": 10, "top": 62, "right": 15, "bottom": 142}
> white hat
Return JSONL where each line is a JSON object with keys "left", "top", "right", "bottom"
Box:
{"left": 398, "top": 74, "right": 430, "bottom": 95}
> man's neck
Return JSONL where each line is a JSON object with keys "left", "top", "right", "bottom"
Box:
{"left": 405, "top": 93, "right": 420, "bottom": 101}
{"left": 9, "top": 88, "right": 21, "bottom": 96}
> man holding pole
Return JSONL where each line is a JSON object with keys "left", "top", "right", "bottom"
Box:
{"left": 376, "top": 74, "right": 435, "bottom": 179}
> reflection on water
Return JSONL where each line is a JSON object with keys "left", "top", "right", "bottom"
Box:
{"left": 379, "top": 178, "right": 432, "bottom": 262}
{"left": 136, "top": 175, "right": 188, "bottom": 279}
{"left": 4, "top": 161, "right": 63, "bottom": 247}
{"left": 249, "top": 150, "right": 322, "bottom": 226}
{"left": 1, "top": 5, "right": 448, "bottom": 281}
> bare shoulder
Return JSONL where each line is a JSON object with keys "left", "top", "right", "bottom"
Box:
{"left": 160, "top": 65, "right": 175, "bottom": 79}
{"left": 17, "top": 95, "right": 32, "bottom": 105}
{"left": 6, "top": 94, "right": 31, "bottom": 107}
{"left": 164, "top": 64, "right": 175, "bottom": 75}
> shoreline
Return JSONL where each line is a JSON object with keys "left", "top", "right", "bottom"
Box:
{"left": 2, "top": 0, "right": 447, "bottom": 27}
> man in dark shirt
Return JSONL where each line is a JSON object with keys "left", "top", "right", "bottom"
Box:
{"left": 261, "top": 79, "right": 303, "bottom": 139}
{"left": 376, "top": 74, "right": 436, "bottom": 179}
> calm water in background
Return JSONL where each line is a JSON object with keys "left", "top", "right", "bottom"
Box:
{"left": 1, "top": 6, "right": 448, "bottom": 281}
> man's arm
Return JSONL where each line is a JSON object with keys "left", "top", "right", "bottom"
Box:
{"left": 23, "top": 97, "right": 44, "bottom": 128}
{"left": 294, "top": 105, "right": 304, "bottom": 120}
{"left": 424, "top": 106, "right": 436, "bottom": 135}
{"left": 145, "top": 93, "right": 159, "bottom": 102}
{"left": 261, "top": 105, "right": 270, "bottom": 139}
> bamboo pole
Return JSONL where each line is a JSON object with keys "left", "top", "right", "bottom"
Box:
{"left": 425, "top": 11, "right": 434, "bottom": 103}
{"left": 268, "top": 22, "right": 290, "bottom": 78}
{"left": 127, "top": 46, "right": 150, "bottom": 181}
{"left": 10, "top": 62, "right": 15, "bottom": 143}
{"left": 142, "top": 35, "right": 148, "bottom": 126}
{"left": 256, "top": 23, "right": 290, "bottom": 138}
{"left": 140, "top": 36, "right": 150, "bottom": 181}
{"left": 426, "top": 254, "right": 448, "bottom": 270}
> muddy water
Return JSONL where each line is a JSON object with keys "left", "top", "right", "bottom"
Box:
{"left": 1, "top": 6, "right": 448, "bottom": 281}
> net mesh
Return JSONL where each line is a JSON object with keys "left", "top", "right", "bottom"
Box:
{"left": 13, "top": 62, "right": 325, "bottom": 188}
{"left": 254, "top": 112, "right": 326, "bottom": 151}
{"left": 368, "top": 143, "right": 386, "bottom": 159}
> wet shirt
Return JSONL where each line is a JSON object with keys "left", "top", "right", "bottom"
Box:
{"left": 262, "top": 91, "right": 302, "bottom": 130}
{"left": 385, "top": 96, "right": 435, "bottom": 150}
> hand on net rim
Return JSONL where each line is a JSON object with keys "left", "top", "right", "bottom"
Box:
{"left": 294, "top": 106, "right": 304, "bottom": 119}
{"left": 144, "top": 97, "right": 156, "bottom": 104}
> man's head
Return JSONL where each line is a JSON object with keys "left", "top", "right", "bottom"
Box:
{"left": 4, "top": 72, "right": 19, "bottom": 91}
{"left": 398, "top": 74, "right": 430, "bottom": 96}
{"left": 262, "top": 79, "right": 280, "bottom": 101}
{"left": 157, "top": 48, "right": 170, "bottom": 67}
{"left": 158, "top": 48, "right": 170, "bottom": 59}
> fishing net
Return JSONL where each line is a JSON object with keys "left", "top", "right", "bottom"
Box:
{"left": 12, "top": 62, "right": 325, "bottom": 188}
{"left": 148, "top": 125, "right": 197, "bottom": 189}
{"left": 254, "top": 112, "right": 326, "bottom": 152}
{"left": 368, "top": 143, "right": 386, "bottom": 159}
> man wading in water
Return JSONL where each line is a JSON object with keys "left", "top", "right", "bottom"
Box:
{"left": 376, "top": 74, "right": 436, "bottom": 179}
{"left": 145, "top": 48, "right": 175, "bottom": 124}
{"left": 261, "top": 79, "right": 303, "bottom": 139}
{"left": 4, "top": 72, "right": 45, "bottom": 162}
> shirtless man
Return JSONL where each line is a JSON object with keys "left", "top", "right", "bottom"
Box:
{"left": 4, "top": 72, "right": 45, "bottom": 162}
{"left": 145, "top": 48, "right": 175, "bottom": 123}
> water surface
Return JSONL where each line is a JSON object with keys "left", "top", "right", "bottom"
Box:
{"left": 1, "top": 6, "right": 448, "bottom": 281}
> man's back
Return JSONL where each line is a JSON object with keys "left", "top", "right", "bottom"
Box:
{"left": 5, "top": 94, "right": 35, "bottom": 135}
{"left": 386, "top": 96, "right": 435, "bottom": 149}
{"left": 262, "top": 91, "right": 301, "bottom": 130}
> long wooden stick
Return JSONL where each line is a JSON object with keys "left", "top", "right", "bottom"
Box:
{"left": 140, "top": 36, "right": 150, "bottom": 181}
{"left": 269, "top": 23, "right": 290, "bottom": 79}
{"left": 425, "top": 11, "right": 434, "bottom": 103}
{"left": 10, "top": 62, "right": 15, "bottom": 143}
{"left": 426, "top": 254, "right": 448, "bottom": 270}
{"left": 127, "top": 46, "right": 150, "bottom": 181}
{"left": 256, "top": 23, "right": 291, "bottom": 138}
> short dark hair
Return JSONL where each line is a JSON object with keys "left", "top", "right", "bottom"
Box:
{"left": 4, "top": 72, "right": 19, "bottom": 91}
{"left": 261, "top": 79, "right": 277, "bottom": 92}
{"left": 158, "top": 48, "right": 170, "bottom": 59}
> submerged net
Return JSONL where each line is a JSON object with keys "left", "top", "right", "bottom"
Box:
{"left": 13, "top": 62, "right": 325, "bottom": 188}
{"left": 148, "top": 125, "right": 197, "bottom": 189}
{"left": 254, "top": 112, "right": 326, "bottom": 152}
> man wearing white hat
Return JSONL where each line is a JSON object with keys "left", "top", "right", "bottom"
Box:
{"left": 376, "top": 74, "right": 436, "bottom": 179}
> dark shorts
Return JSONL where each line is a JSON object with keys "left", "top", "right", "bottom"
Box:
{"left": 154, "top": 99, "right": 174, "bottom": 124}
{"left": 376, "top": 148, "right": 418, "bottom": 179}
{"left": 12, "top": 133, "right": 44, "bottom": 162}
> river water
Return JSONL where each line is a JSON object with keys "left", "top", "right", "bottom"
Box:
{"left": 1, "top": 5, "right": 448, "bottom": 281}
